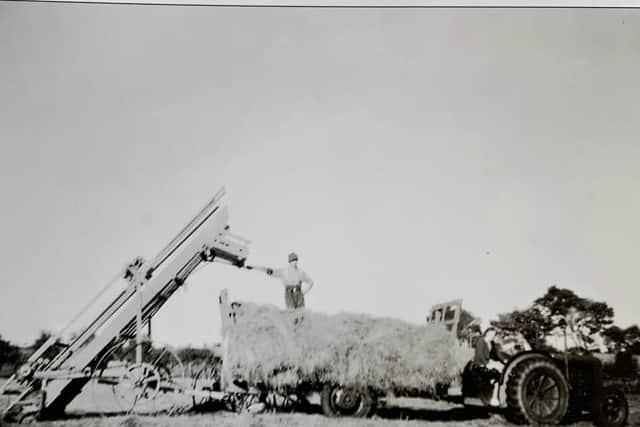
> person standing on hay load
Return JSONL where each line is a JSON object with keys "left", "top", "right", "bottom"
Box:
{"left": 247, "top": 252, "right": 314, "bottom": 320}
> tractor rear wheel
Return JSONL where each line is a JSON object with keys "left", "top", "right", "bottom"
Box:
{"left": 321, "top": 384, "right": 375, "bottom": 418}
{"left": 594, "top": 385, "right": 628, "bottom": 427}
{"left": 505, "top": 357, "right": 570, "bottom": 425}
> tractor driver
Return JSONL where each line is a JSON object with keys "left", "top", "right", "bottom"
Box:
{"left": 564, "top": 306, "right": 587, "bottom": 351}
{"left": 472, "top": 327, "right": 505, "bottom": 406}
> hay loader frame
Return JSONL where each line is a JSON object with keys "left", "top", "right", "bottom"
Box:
{"left": 1, "top": 188, "right": 251, "bottom": 423}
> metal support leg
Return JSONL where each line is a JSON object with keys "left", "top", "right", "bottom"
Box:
{"left": 136, "top": 281, "right": 142, "bottom": 365}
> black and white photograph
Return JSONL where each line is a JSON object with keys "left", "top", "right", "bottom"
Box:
{"left": 0, "top": 1, "right": 639, "bottom": 426}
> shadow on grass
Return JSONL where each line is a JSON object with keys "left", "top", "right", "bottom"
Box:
{"left": 375, "top": 405, "right": 495, "bottom": 422}
{"left": 289, "top": 399, "right": 497, "bottom": 423}
{"left": 57, "top": 410, "right": 132, "bottom": 419}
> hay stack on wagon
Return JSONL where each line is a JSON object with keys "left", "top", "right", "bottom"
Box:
{"left": 224, "top": 302, "right": 473, "bottom": 395}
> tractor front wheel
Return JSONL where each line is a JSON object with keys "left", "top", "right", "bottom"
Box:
{"left": 321, "top": 384, "right": 375, "bottom": 418}
{"left": 595, "top": 386, "right": 628, "bottom": 427}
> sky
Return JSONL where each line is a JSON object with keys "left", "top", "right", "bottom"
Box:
{"left": 0, "top": 4, "right": 639, "bottom": 348}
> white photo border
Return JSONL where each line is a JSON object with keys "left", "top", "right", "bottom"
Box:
{"left": 17, "top": 0, "right": 640, "bottom": 8}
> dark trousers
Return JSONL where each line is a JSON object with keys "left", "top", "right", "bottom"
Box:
{"left": 285, "top": 285, "right": 305, "bottom": 310}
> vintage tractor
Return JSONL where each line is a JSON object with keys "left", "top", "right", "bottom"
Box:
{"left": 315, "top": 300, "right": 630, "bottom": 426}
{"left": 460, "top": 346, "right": 628, "bottom": 426}
{"left": 429, "top": 300, "right": 630, "bottom": 427}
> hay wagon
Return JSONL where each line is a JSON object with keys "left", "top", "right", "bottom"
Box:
{"left": 217, "top": 294, "right": 629, "bottom": 427}
{"left": 217, "top": 288, "right": 457, "bottom": 418}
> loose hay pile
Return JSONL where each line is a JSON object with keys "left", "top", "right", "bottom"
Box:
{"left": 225, "top": 303, "right": 473, "bottom": 394}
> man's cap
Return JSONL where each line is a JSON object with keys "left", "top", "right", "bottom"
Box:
{"left": 288, "top": 252, "right": 298, "bottom": 263}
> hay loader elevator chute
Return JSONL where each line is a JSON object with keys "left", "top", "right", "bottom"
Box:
{"left": 1, "top": 188, "right": 250, "bottom": 423}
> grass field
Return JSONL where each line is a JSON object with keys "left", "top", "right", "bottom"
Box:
{"left": 2, "top": 377, "right": 640, "bottom": 427}
{"left": 3, "top": 395, "right": 638, "bottom": 427}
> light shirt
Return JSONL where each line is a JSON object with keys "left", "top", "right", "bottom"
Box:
{"left": 565, "top": 325, "right": 587, "bottom": 349}
{"left": 272, "top": 265, "right": 313, "bottom": 288}
{"left": 565, "top": 311, "right": 587, "bottom": 349}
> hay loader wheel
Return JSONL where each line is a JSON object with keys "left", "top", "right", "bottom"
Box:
{"left": 321, "top": 384, "right": 375, "bottom": 418}
{"left": 17, "top": 413, "right": 39, "bottom": 425}
{"left": 594, "top": 386, "right": 628, "bottom": 427}
{"left": 90, "top": 339, "right": 185, "bottom": 415}
{"left": 505, "top": 356, "right": 569, "bottom": 425}
{"left": 115, "top": 363, "right": 162, "bottom": 409}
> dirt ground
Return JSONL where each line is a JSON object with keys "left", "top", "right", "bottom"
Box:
{"left": 2, "top": 384, "right": 639, "bottom": 427}
{"left": 6, "top": 398, "right": 640, "bottom": 427}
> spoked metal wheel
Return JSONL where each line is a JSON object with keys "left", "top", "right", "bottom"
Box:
{"left": 321, "top": 384, "right": 375, "bottom": 418}
{"left": 114, "top": 362, "right": 161, "bottom": 411}
{"left": 90, "top": 339, "right": 186, "bottom": 415}
{"left": 596, "top": 386, "right": 629, "bottom": 427}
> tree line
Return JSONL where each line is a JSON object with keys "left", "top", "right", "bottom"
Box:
{"left": 485, "top": 285, "right": 640, "bottom": 354}
{"left": 0, "top": 331, "right": 221, "bottom": 377}
{"left": 3, "top": 285, "right": 638, "bottom": 377}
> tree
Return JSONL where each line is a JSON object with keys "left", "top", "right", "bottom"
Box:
{"left": 491, "top": 306, "right": 550, "bottom": 349}
{"left": 533, "top": 286, "right": 614, "bottom": 339}
{"left": 0, "top": 335, "right": 21, "bottom": 368}
{"left": 623, "top": 325, "right": 640, "bottom": 343}
{"left": 492, "top": 286, "right": 615, "bottom": 349}
{"left": 32, "top": 331, "right": 53, "bottom": 349}
{"left": 456, "top": 309, "right": 478, "bottom": 338}
{"left": 177, "top": 347, "right": 220, "bottom": 365}
{"left": 603, "top": 325, "right": 626, "bottom": 349}
{"left": 455, "top": 308, "right": 483, "bottom": 346}
{"left": 603, "top": 324, "right": 640, "bottom": 353}
{"left": 27, "top": 330, "right": 61, "bottom": 362}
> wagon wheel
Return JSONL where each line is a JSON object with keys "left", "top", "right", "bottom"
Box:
{"left": 321, "top": 384, "right": 375, "bottom": 418}
{"left": 191, "top": 364, "right": 220, "bottom": 408}
{"left": 90, "top": 339, "right": 185, "bottom": 415}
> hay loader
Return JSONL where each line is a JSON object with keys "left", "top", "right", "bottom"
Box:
{"left": 1, "top": 188, "right": 251, "bottom": 423}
